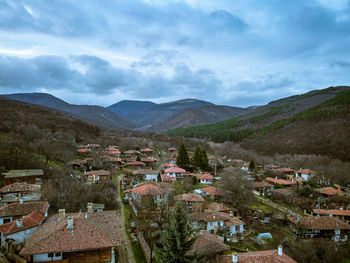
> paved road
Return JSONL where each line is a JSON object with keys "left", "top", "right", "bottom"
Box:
{"left": 116, "top": 176, "right": 136, "bottom": 263}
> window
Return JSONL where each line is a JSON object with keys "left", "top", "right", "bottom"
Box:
{"left": 48, "top": 253, "right": 54, "bottom": 258}
{"left": 3, "top": 218, "right": 11, "bottom": 224}
{"left": 55, "top": 253, "right": 62, "bottom": 257}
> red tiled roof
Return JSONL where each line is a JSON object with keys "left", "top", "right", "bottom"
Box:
{"left": 298, "top": 169, "right": 316, "bottom": 174}
{"left": 0, "top": 183, "right": 41, "bottom": 194}
{"left": 276, "top": 168, "right": 295, "bottom": 173}
{"left": 124, "top": 150, "right": 138, "bottom": 154}
{"left": 217, "top": 249, "right": 297, "bottom": 263}
{"left": 140, "top": 148, "right": 154, "bottom": 152}
{"left": 161, "top": 174, "right": 177, "bottom": 182}
{"left": 133, "top": 169, "right": 157, "bottom": 175}
{"left": 204, "top": 202, "right": 230, "bottom": 213}
{"left": 265, "top": 177, "right": 297, "bottom": 185}
{"left": 165, "top": 167, "right": 186, "bottom": 174}
{"left": 312, "top": 209, "right": 350, "bottom": 217}
{"left": 131, "top": 184, "right": 166, "bottom": 195}
{"left": 175, "top": 194, "right": 204, "bottom": 202}
{"left": 85, "top": 170, "right": 110, "bottom": 176}
{"left": 0, "top": 211, "right": 46, "bottom": 235}
{"left": 78, "top": 149, "right": 91, "bottom": 153}
{"left": 188, "top": 232, "right": 229, "bottom": 256}
{"left": 0, "top": 202, "right": 49, "bottom": 218}
{"left": 108, "top": 157, "right": 124, "bottom": 163}
{"left": 314, "top": 187, "right": 342, "bottom": 196}
{"left": 289, "top": 216, "right": 350, "bottom": 230}
{"left": 161, "top": 163, "right": 178, "bottom": 168}
{"left": 197, "top": 173, "right": 213, "bottom": 180}
{"left": 125, "top": 161, "right": 145, "bottom": 166}
{"left": 201, "top": 186, "right": 224, "bottom": 196}
{"left": 20, "top": 211, "right": 120, "bottom": 255}
{"left": 252, "top": 182, "right": 274, "bottom": 188}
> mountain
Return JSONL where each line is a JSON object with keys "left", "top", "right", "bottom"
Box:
{"left": 4, "top": 93, "right": 138, "bottom": 131}
{"left": 123, "top": 98, "right": 214, "bottom": 128}
{"left": 146, "top": 105, "right": 249, "bottom": 132}
{"left": 168, "top": 86, "right": 350, "bottom": 161}
{"left": 108, "top": 100, "right": 157, "bottom": 116}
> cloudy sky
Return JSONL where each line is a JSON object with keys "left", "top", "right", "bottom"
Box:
{"left": 0, "top": 0, "right": 349, "bottom": 107}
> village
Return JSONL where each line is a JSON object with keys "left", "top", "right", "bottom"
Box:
{"left": 0, "top": 141, "right": 349, "bottom": 263}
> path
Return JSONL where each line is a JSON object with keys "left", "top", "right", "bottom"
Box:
{"left": 116, "top": 175, "right": 136, "bottom": 263}
{"left": 255, "top": 196, "right": 301, "bottom": 217}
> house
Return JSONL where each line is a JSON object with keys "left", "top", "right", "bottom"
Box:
{"left": 124, "top": 161, "right": 146, "bottom": 170}
{"left": 20, "top": 210, "right": 121, "bottom": 263}
{"left": 168, "top": 147, "right": 177, "bottom": 156}
{"left": 130, "top": 182, "right": 174, "bottom": 211}
{"left": 161, "top": 163, "right": 178, "bottom": 169}
{"left": 87, "top": 203, "right": 105, "bottom": 213}
{"left": 197, "top": 173, "right": 213, "bottom": 184}
{"left": 161, "top": 174, "right": 177, "bottom": 183}
{"left": 2, "top": 170, "right": 43, "bottom": 185}
{"left": 296, "top": 169, "right": 316, "bottom": 181}
{"left": 252, "top": 181, "right": 274, "bottom": 195}
{"left": 265, "top": 177, "right": 298, "bottom": 187}
{"left": 0, "top": 211, "right": 46, "bottom": 251}
{"left": 105, "top": 146, "right": 121, "bottom": 156}
{"left": 175, "top": 194, "right": 204, "bottom": 211}
{"left": 187, "top": 231, "right": 230, "bottom": 262}
{"left": 200, "top": 186, "right": 225, "bottom": 200}
{"left": 85, "top": 170, "right": 111, "bottom": 182}
{"left": 164, "top": 167, "right": 186, "bottom": 179}
{"left": 288, "top": 216, "right": 350, "bottom": 241}
{"left": 123, "top": 150, "right": 139, "bottom": 157}
{"left": 311, "top": 209, "right": 350, "bottom": 222}
{"left": 140, "top": 148, "right": 154, "bottom": 155}
{"left": 190, "top": 212, "right": 244, "bottom": 236}
{"left": 204, "top": 202, "right": 231, "bottom": 214}
{"left": 273, "top": 168, "right": 295, "bottom": 178}
{"left": 66, "top": 159, "right": 87, "bottom": 169}
{"left": 0, "top": 183, "right": 41, "bottom": 206}
{"left": 314, "top": 187, "right": 342, "bottom": 196}
{"left": 141, "top": 157, "right": 157, "bottom": 168}
{"left": 217, "top": 246, "right": 297, "bottom": 263}
{"left": 132, "top": 169, "right": 158, "bottom": 182}
{"left": 0, "top": 201, "right": 49, "bottom": 225}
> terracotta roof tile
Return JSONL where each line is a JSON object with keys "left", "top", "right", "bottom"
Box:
{"left": 201, "top": 186, "right": 224, "bottom": 196}
{"left": 20, "top": 211, "right": 120, "bottom": 255}
{"left": 197, "top": 174, "right": 213, "bottom": 180}
{"left": 217, "top": 250, "right": 297, "bottom": 263}
{"left": 289, "top": 216, "right": 350, "bottom": 230}
{"left": 165, "top": 167, "right": 186, "bottom": 173}
{"left": 188, "top": 232, "right": 229, "bottom": 256}
{"left": 132, "top": 184, "right": 167, "bottom": 195}
{"left": 175, "top": 194, "right": 204, "bottom": 202}
{"left": 266, "top": 177, "right": 297, "bottom": 185}
{"left": 0, "top": 202, "right": 49, "bottom": 218}
{"left": 314, "top": 187, "right": 342, "bottom": 196}
{"left": 0, "top": 183, "right": 41, "bottom": 194}
{"left": 312, "top": 209, "right": 350, "bottom": 217}
{"left": 0, "top": 211, "right": 46, "bottom": 235}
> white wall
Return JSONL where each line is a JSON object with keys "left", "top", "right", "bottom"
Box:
{"left": 145, "top": 174, "right": 158, "bottom": 181}
{"left": 33, "top": 253, "right": 63, "bottom": 262}
{"left": 2, "top": 226, "right": 39, "bottom": 248}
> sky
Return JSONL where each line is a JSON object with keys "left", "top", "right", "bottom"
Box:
{"left": 0, "top": 0, "right": 349, "bottom": 107}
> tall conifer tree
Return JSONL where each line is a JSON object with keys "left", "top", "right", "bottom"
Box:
{"left": 176, "top": 144, "right": 190, "bottom": 170}
{"left": 154, "top": 202, "right": 197, "bottom": 263}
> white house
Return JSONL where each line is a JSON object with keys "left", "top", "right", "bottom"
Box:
{"left": 197, "top": 173, "right": 213, "bottom": 184}
{"left": 296, "top": 169, "right": 316, "bottom": 181}
{"left": 0, "top": 211, "right": 46, "bottom": 250}
{"left": 164, "top": 167, "right": 186, "bottom": 179}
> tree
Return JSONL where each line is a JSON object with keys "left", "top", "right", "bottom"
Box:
{"left": 248, "top": 160, "right": 255, "bottom": 171}
{"left": 200, "top": 149, "right": 209, "bottom": 171}
{"left": 192, "top": 146, "right": 209, "bottom": 171}
{"left": 154, "top": 202, "right": 197, "bottom": 263}
{"left": 221, "top": 171, "right": 254, "bottom": 216}
{"left": 176, "top": 144, "right": 190, "bottom": 170}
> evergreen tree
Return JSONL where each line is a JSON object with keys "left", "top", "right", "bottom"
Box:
{"left": 192, "top": 146, "right": 202, "bottom": 170}
{"left": 176, "top": 144, "right": 190, "bottom": 170}
{"left": 199, "top": 149, "right": 209, "bottom": 171}
{"left": 154, "top": 202, "right": 197, "bottom": 263}
{"left": 249, "top": 160, "right": 255, "bottom": 171}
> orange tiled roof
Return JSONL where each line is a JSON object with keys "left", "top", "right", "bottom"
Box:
{"left": 175, "top": 193, "right": 204, "bottom": 202}
{"left": 0, "top": 211, "right": 46, "bottom": 235}
{"left": 314, "top": 187, "right": 342, "bottom": 196}
{"left": 0, "top": 202, "right": 49, "bottom": 218}
{"left": 133, "top": 169, "right": 157, "bottom": 175}
{"left": 161, "top": 174, "right": 177, "bottom": 182}
{"left": 165, "top": 167, "right": 186, "bottom": 173}
{"left": 204, "top": 202, "right": 230, "bottom": 213}
{"left": 197, "top": 173, "right": 213, "bottom": 180}
{"left": 289, "top": 216, "right": 350, "bottom": 230}
{"left": 140, "top": 148, "right": 154, "bottom": 152}
{"left": 265, "top": 177, "right": 297, "bottom": 185}
{"left": 298, "top": 169, "right": 316, "bottom": 174}
{"left": 188, "top": 232, "right": 229, "bottom": 256}
{"left": 201, "top": 186, "right": 224, "bottom": 196}
{"left": 217, "top": 249, "right": 297, "bottom": 263}
{"left": 132, "top": 184, "right": 167, "bottom": 195}
{"left": 125, "top": 161, "right": 145, "bottom": 166}
{"left": 20, "top": 211, "right": 120, "bottom": 255}
{"left": 312, "top": 209, "right": 350, "bottom": 217}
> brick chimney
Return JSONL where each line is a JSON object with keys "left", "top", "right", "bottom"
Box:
{"left": 87, "top": 203, "right": 93, "bottom": 213}
{"left": 59, "top": 209, "right": 66, "bottom": 219}
{"left": 16, "top": 219, "right": 23, "bottom": 228}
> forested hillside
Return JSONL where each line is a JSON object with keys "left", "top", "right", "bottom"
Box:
{"left": 168, "top": 87, "right": 350, "bottom": 161}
